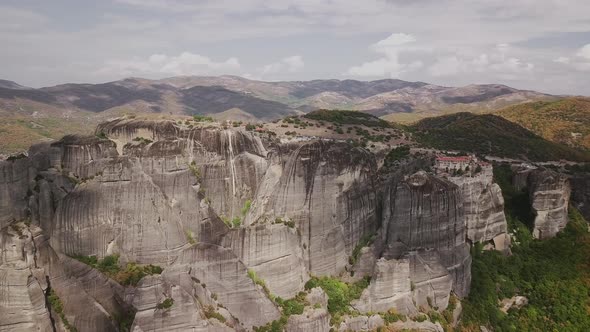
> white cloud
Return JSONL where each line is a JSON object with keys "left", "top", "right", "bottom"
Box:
{"left": 346, "top": 33, "right": 422, "bottom": 78}
{"left": 428, "top": 44, "right": 534, "bottom": 79}
{"left": 554, "top": 56, "right": 570, "bottom": 64}
{"left": 554, "top": 44, "right": 590, "bottom": 71}
{"left": 95, "top": 52, "right": 241, "bottom": 77}
{"left": 576, "top": 44, "right": 590, "bottom": 60}
{"left": 429, "top": 56, "right": 462, "bottom": 77}
{"left": 261, "top": 55, "right": 304, "bottom": 75}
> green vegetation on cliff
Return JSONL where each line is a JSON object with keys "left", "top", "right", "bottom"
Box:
{"left": 47, "top": 289, "right": 78, "bottom": 332}
{"left": 411, "top": 112, "right": 590, "bottom": 161}
{"left": 460, "top": 166, "right": 590, "bottom": 331}
{"left": 71, "top": 254, "right": 163, "bottom": 286}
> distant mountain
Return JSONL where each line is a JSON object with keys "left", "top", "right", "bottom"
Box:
{"left": 496, "top": 97, "right": 590, "bottom": 150}
{"left": 0, "top": 75, "right": 558, "bottom": 153}
{"left": 0, "top": 79, "right": 30, "bottom": 90}
{"left": 411, "top": 112, "right": 590, "bottom": 162}
{"left": 158, "top": 76, "right": 554, "bottom": 122}
{"left": 0, "top": 76, "right": 552, "bottom": 120}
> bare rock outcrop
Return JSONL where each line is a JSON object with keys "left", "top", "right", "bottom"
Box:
{"left": 571, "top": 173, "right": 590, "bottom": 221}
{"left": 167, "top": 243, "right": 281, "bottom": 329}
{"left": 352, "top": 257, "right": 416, "bottom": 315}
{"left": 286, "top": 308, "right": 331, "bottom": 332}
{"left": 337, "top": 314, "right": 384, "bottom": 331}
{"left": 528, "top": 170, "right": 571, "bottom": 239}
{"left": 0, "top": 158, "right": 35, "bottom": 229}
{"left": 247, "top": 141, "right": 379, "bottom": 276}
{"left": 221, "top": 223, "right": 308, "bottom": 299}
{"left": 448, "top": 167, "right": 509, "bottom": 250}
{"left": 383, "top": 171, "right": 472, "bottom": 298}
{"left": 0, "top": 223, "right": 54, "bottom": 332}
{"left": 1, "top": 118, "right": 509, "bottom": 331}
{"left": 0, "top": 222, "right": 121, "bottom": 332}
{"left": 130, "top": 275, "right": 232, "bottom": 332}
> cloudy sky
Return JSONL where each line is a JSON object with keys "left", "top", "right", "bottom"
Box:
{"left": 1, "top": 0, "right": 589, "bottom": 95}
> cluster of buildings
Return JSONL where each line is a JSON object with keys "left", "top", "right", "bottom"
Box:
{"left": 434, "top": 154, "right": 491, "bottom": 176}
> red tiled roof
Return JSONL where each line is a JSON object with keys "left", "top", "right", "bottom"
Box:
{"left": 436, "top": 156, "right": 471, "bottom": 162}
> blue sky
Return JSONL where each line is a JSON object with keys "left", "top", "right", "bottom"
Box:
{"left": 1, "top": 0, "right": 589, "bottom": 95}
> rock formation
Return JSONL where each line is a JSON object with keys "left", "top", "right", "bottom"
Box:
{"left": 527, "top": 170, "right": 571, "bottom": 239}
{"left": 571, "top": 173, "right": 590, "bottom": 221}
{"left": 246, "top": 140, "right": 379, "bottom": 276}
{"left": 447, "top": 166, "right": 510, "bottom": 251}
{"left": 0, "top": 118, "right": 538, "bottom": 331}
{"left": 382, "top": 171, "right": 472, "bottom": 300}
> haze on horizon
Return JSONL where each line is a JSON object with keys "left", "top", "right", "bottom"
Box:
{"left": 1, "top": 0, "right": 590, "bottom": 95}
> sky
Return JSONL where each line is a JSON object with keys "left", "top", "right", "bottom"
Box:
{"left": 1, "top": 0, "right": 589, "bottom": 95}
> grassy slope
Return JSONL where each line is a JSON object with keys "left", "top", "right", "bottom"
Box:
{"left": 410, "top": 112, "right": 590, "bottom": 162}
{"left": 496, "top": 97, "right": 590, "bottom": 151}
{"left": 0, "top": 116, "right": 95, "bottom": 154}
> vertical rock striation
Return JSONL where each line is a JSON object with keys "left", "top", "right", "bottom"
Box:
{"left": 247, "top": 141, "right": 379, "bottom": 276}
{"left": 447, "top": 166, "right": 509, "bottom": 250}
{"left": 221, "top": 224, "right": 308, "bottom": 299}
{"left": 528, "top": 170, "right": 571, "bottom": 239}
{"left": 377, "top": 171, "right": 472, "bottom": 311}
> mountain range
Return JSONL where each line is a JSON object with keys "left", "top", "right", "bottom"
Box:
{"left": 0, "top": 75, "right": 560, "bottom": 153}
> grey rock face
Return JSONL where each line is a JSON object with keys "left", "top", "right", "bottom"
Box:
{"left": 571, "top": 173, "right": 590, "bottom": 220}
{"left": 0, "top": 223, "right": 53, "bottom": 332}
{"left": 337, "top": 314, "right": 384, "bottom": 331}
{"left": 130, "top": 275, "right": 233, "bottom": 332}
{"left": 352, "top": 257, "right": 417, "bottom": 315}
{"left": 248, "top": 141, "right": 379, "bottom": 276}
{"left": 409, "top": 250, "right": 454, "bottom": 310}
{"left": 221, "top": 224, "right": 308, "bottom": 299}
{"left": 0, "top": 119, "right": 519, "bottom": 331}
{"left": 0, "top": 223, "right": 121, "bottom": 332}
{"left": 382, "top": 171, "right": 472, "bottom": 300}
{"left": 388, "top": 320, "right": 445, "bottom": 332}
{"left": 171, "top": 243, "right": 281, "bottom": 329}
{"left": 528, "top": 170, "right": 571, "bottom": 239}
{"left": 0, "top": 158, "right": 35, "bottom": 229}
{"left": 286, "top": 308, "right": 331, "bottom": 332}
{"left": 448, "top": 168, "right": 509, "bottom": 248}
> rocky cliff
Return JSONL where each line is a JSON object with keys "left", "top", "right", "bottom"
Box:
{"left": 0, "top": 118, "right": 541, "bottom": 331}
{"left": 527, "top": 170, "right": 571, "bottom": 239}
{"left": 447, "top": 167, "right": 510, "bottom": 251}
{"left": 350, "top": 171, "right": 472, "bottom": 316}
{"left": 571, "top": 173, "right": 590, "bottom": 221}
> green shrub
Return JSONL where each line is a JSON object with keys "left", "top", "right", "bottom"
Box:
{"left": 193, "top": 115, "right": 214, "bottom": 122}
{"left": 304, "top": 276, "right": 370, "bottom": 315}
{"left": 48, "top": 289, "right": 78, "bottom": 332}
{"left": 241, "top": 199, "right": 252, "bottom": 216}
{"left": 6, "top": 153, "right": 27, "bottom": 161}
{"left": 132, "top": 137, "right": 153, "bottom": 144}
{"left": 304, "top": 110, "right": 392, "bottom": 128}
{"left": 71, "top": 254, "right": 163, "bottom": 286}
{"left": 156, "top": 298, "right": 174, "bottom": 309}
{"left": 203, "top": 305, "right": 226, "bottom": 322}
{"left": 189, "top": 161, "right": 201, "bottom": 181}
{"left": 185, "top": 230, "right": 196, "bottom": 245}
{"left": 349, "top": 233, "right": 375, "bottom": 265}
